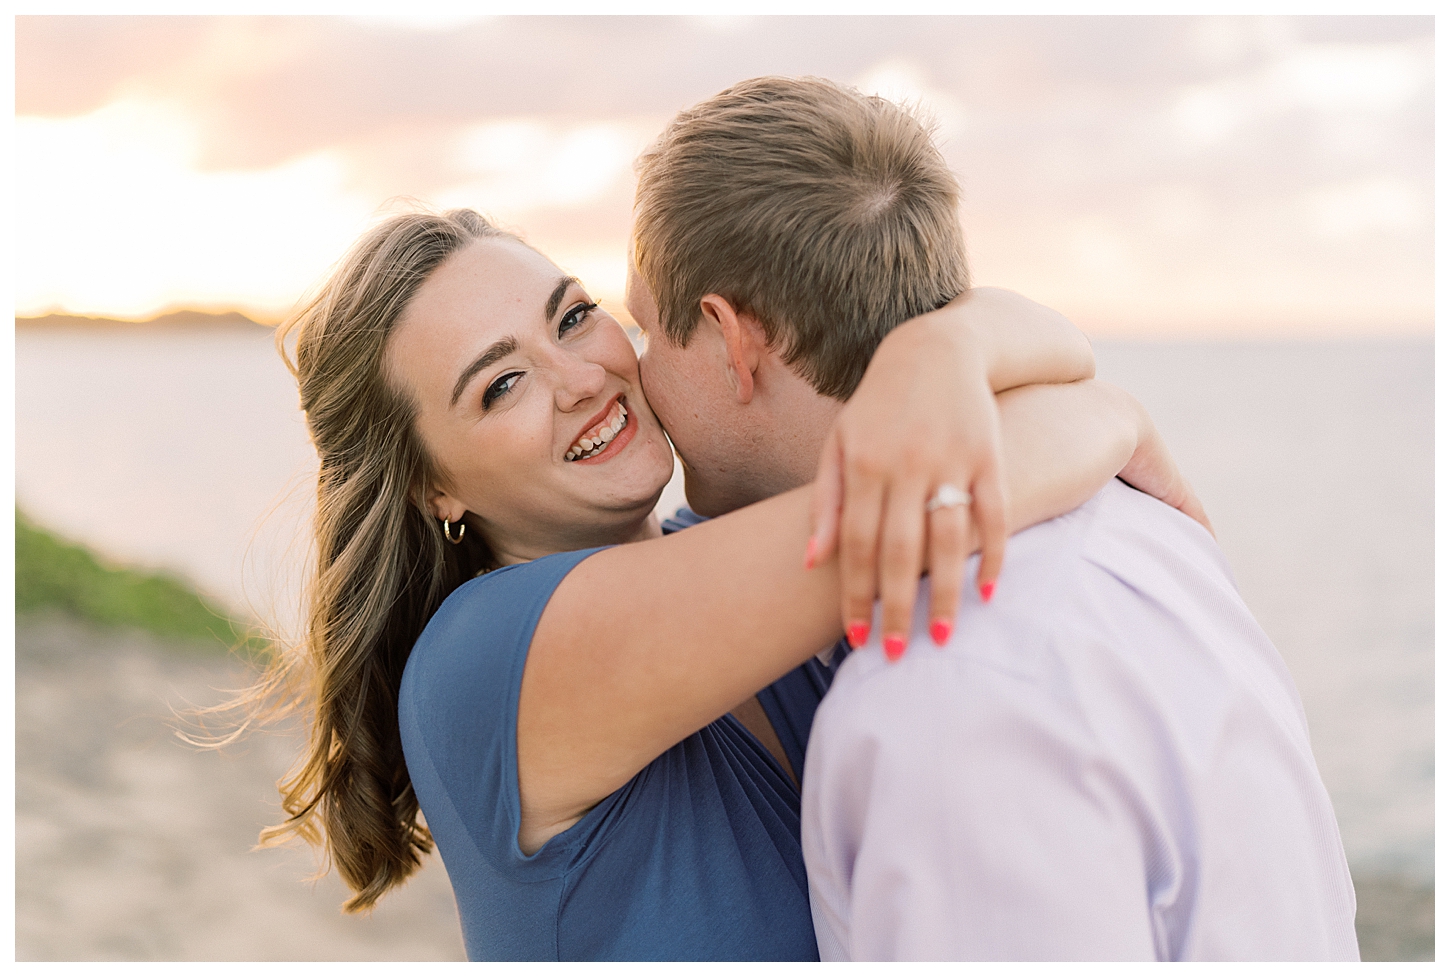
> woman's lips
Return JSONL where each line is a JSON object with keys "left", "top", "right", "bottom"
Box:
{"left": 572, "top": 401, "right": 638, "bottom": 466}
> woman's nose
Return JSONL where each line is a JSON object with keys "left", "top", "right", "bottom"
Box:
{"left": 554, "top": 352, "right": 608, "bottom": 410}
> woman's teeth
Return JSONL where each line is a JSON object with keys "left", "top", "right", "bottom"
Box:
{"left": 566, "top": 401, "right": 629, "bottom": 461}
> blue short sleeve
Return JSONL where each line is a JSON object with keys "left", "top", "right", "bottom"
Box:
{"left": 399, "top": 548, "right": 606, "bottom": 883}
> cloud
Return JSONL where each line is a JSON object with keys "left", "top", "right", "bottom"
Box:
{"left": 15, "top": 98, "right": 374, "bottom": 317}
{"left": 443, "top": 120, "right": 643, "bottom": 213}
{"left": 1273, "top": 43, "right": 1428, "bottom": 112}
{"left": 1302, "top": 177, "right": 1428, "bottom": 240}
{"left": 13, "top": 14, "right": 1434, "bottom": 334}
{"left": 1172, "top": 35, "right": 1432, "bottom": 150}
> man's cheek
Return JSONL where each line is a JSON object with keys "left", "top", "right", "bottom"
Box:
{"left": 637, "top": 351, "right": 659, "bottom": 405}
{"left": 636, "top": 356, "right": 673, "bottom": 433}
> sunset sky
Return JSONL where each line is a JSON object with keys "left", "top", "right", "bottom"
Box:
{"left": 14, "top": 15, "right": 1433, "bottom": 337}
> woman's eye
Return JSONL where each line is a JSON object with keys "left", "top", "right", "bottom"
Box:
{"left": 559, "top": 301, "right": 598, "bottom": 336}
{"left": 483, "top": 372, "right": 522, "bottom": 409}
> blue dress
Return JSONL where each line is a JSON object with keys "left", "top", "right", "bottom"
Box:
{"left": 398, "top": 512, "right": 841, "bottom": 961}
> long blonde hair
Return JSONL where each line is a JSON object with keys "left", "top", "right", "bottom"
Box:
{"left": 250, "top": 208, "right": 507, "bottom": 911}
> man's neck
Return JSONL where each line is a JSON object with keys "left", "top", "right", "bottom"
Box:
{"left": 746, "top": 370, "right": 844, "bottom": 501}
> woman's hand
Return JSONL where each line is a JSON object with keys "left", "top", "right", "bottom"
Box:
{"left": 808, "top": 315, "right": 1003, "bottom": 656}
{"left": 806, "top": 288, "right": 1096, "bottom": 656}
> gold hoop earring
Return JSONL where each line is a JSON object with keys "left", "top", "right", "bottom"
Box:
{"left": 442, "top": 517, "right": 466, "bottom": 545}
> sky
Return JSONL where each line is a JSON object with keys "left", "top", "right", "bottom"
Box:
{"left": 13, "top": 14, "right": 1435, "bottom": 337}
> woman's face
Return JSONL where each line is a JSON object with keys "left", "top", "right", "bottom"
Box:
{"left": 386, "top": 236, "right": 676, "bottom": 564}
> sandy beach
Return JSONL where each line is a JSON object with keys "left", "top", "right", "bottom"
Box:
{"left": 14, "top": 611, "right": 1432, "bottom": 961}
{"left": 15, "top": 614, "right": 465, "bottom": 961}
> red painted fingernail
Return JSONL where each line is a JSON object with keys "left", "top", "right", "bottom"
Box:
{"left": 846, "top": 620, "right": 870, "bottom": 649}
{"left": 930, "top": 618, "right": 953, "bottom": 646}
{"left": 803, "top": 536, "right": 818, "bottom": 570}
{"left": 979, "top": 580, "right": 996, "bottom": 603}
{"left": 884, "top": 634, "right": 906, "bottom": 661}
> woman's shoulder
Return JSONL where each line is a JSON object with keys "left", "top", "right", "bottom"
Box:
{"left": 401, "top": 547, "right": 608, "bottom": 708}
{"left": 424, "top": 548, "right": 605, "bottom": 644}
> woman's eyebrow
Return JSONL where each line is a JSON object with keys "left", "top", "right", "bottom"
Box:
{"left": 544, "top": 276, "right": 581, "bottom": 322}
{"left": 450, "top": 336, "right": 518, "bottom": 407}
{"left": 448, "top": 276, "right": 580, "bottom": 408}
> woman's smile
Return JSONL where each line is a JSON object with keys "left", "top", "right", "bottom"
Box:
{"left": 564, "top": 395, "right": 637, "bottom": 464}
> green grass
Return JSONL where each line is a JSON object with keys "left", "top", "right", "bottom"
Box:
{"left": 15, "top": 508, "right": 260, "bottom": 651}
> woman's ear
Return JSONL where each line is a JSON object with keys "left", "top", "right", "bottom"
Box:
{"left": 699, "top": 293, "right": 768, "bottom": 405}
{"left": 427, "top": 484, "right": 465, "bottom": 525}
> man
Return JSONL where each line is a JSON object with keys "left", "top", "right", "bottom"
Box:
{"left": 624, "top": 76, "right": 1358, "bottom": 960}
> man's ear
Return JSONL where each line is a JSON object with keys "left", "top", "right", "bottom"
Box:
{"left": 699, "top": 293, "right": 768, "bottom": 405}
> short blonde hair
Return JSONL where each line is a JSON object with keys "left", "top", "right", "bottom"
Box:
{"left": 633, "top": 75, "right": 969, "bottom": 400}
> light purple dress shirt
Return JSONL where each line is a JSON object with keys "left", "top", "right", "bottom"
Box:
{"left": 801, "top": 480, "right": 1359, "bottom": 961}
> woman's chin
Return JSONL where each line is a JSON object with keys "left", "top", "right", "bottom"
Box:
{"left": 553, "top": 423, "right": 676, "bottom": 528}
{"left": 605, "top": 427, "right": 676, "bottom": 502}
{"left": 571, "top": 447, "right": 672, "bottom": 513}
{"left": 608, "top": 463, "right": 674, "bottom": 516}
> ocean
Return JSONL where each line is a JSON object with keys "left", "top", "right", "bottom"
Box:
{"left": 14, "top": 325, "right": 1433, "bottom": 885}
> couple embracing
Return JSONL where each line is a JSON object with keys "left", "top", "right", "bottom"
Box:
{"left": 255, "top": 76, "right": 1358, "bottom": 961}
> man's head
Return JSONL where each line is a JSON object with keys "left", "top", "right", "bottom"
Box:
{"left": 627, "top": 75, "right": 969, "bottom": 515}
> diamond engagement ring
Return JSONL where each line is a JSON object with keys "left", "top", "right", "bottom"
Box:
{"left": 925, "top": 484, "right": 972, "bottom": 513}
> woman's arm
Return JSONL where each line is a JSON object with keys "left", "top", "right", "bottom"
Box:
{"left": 517, "top": 378, "right": 1145, "bottom": 853}
{"left": 1116, "top": 395, "right": 1214, "bottom": 537}
{"left": 807, "top": 287, "right": 1095, "bottom": 651}
{"left": 946, "top": 286, "right": 1095, "bottom": 393}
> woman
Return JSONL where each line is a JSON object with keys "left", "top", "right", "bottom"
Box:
{"left": 254, "top": 207, "right": 1200, "bottom": 960}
